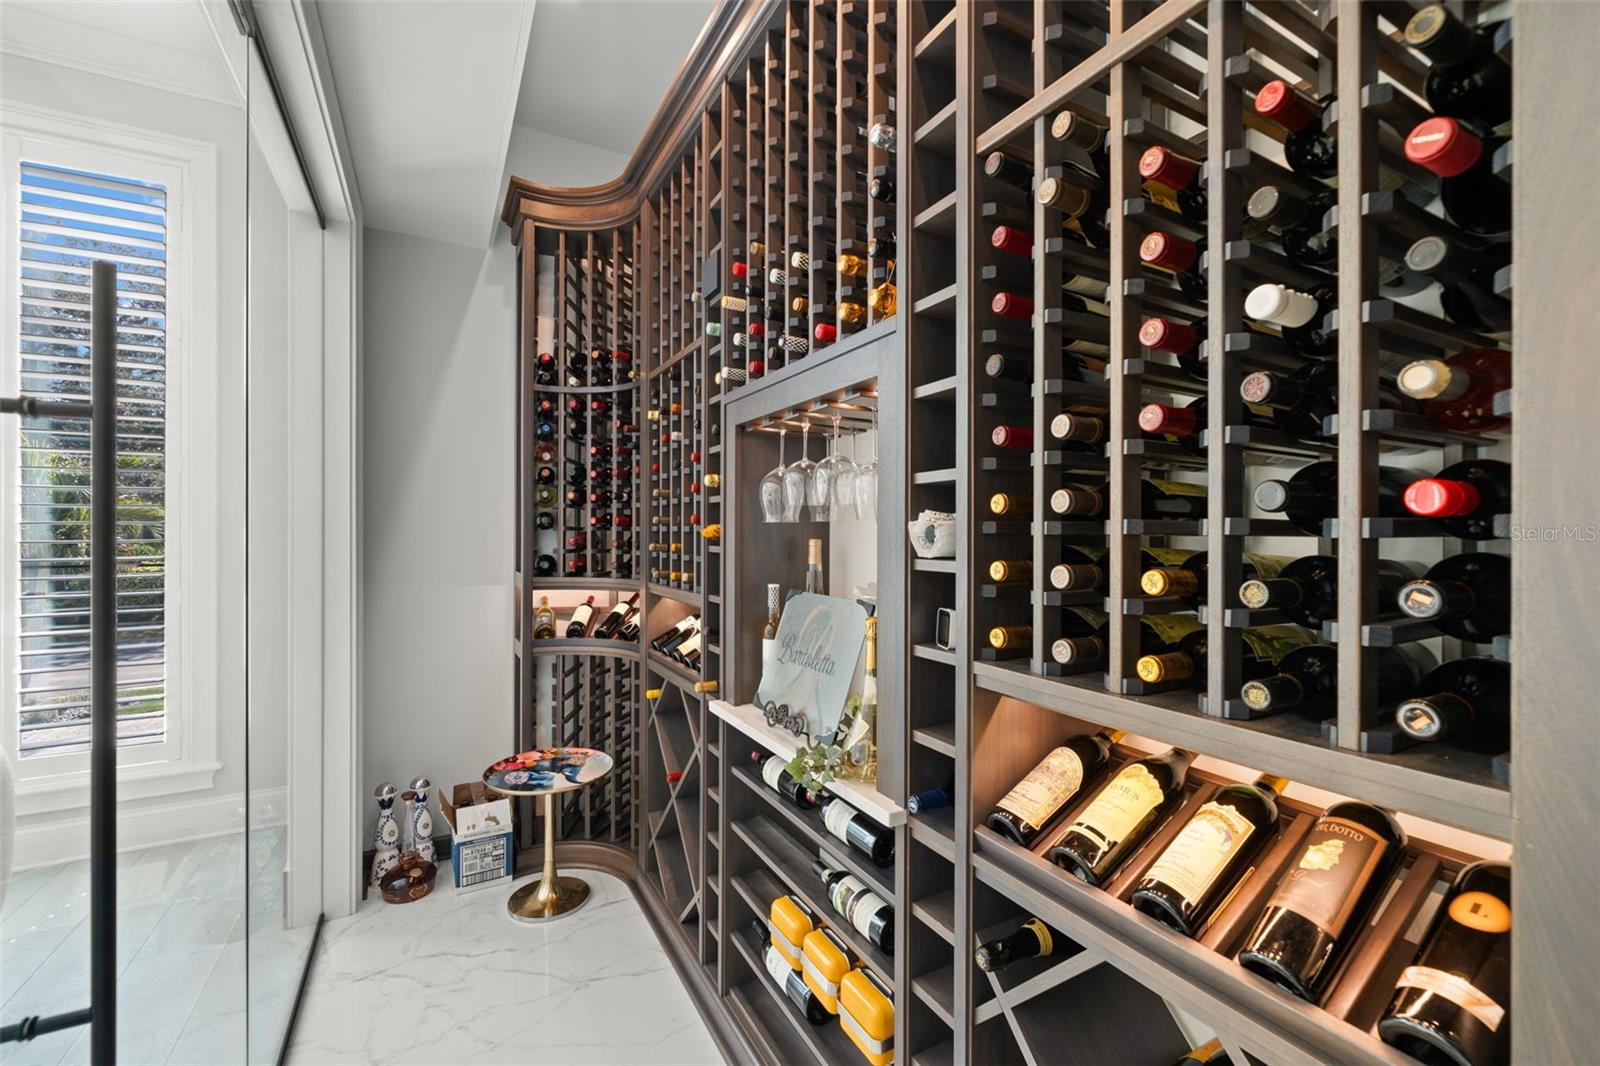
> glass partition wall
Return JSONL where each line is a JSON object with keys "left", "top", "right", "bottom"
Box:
{"left": 0, "top": 4, "right": 317, "bottom": 1061}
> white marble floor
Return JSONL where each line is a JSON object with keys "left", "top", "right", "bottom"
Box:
{"left": 286, "top": 866, "right": 724, "bottom": 1066}
{"left": 0, "top": 828, "right": 313, "bottom": 1066}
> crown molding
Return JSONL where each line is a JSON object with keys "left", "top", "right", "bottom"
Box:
{"left": 499, "top": 0, "right": 780, "bottom": 238}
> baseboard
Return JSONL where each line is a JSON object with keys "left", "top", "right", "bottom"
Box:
{"left": 12, "top": 786, "right": 289, "bottom": 870}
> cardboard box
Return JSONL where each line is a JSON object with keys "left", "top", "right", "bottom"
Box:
{"left": 439, "top": 782, "right": 515, "bottom": 893}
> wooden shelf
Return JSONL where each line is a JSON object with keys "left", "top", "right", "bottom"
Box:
{"left": 730, "top": 762, "right": 894, "bottom": 900}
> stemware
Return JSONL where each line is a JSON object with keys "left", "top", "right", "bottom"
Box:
{"left": 812, "top": 414, "right": 858, "bottom": 522}
{"left": 782, "top": 420, "right": 814, "bottom": 522}
{"left": 854, "top": 414, "right": 879, "bottom": 519}
{"left": 759, "top": 426, "right": 787, "bottom": 523}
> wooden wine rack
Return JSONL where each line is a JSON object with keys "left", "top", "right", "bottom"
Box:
{"left": 504, "top": 2, "right": 1598, "bottom": 1064}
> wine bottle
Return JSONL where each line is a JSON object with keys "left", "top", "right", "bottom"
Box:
{"left": 987, "top": 624, "right": 1031, "bottom": 658}
{"left": 1138, "top": 146, "right": 1206, "bottom": 225}
{"left": 843, "top": 616, "right": 879, "bottom": 782}
{"left": 1049, "top": 110, "right": 1109, "bottom": 175}
{"left": 1255, "top": 461, "right": 1413, "bottom": 536}
{"left": 1239, "top": 555, "right": 1422, "bottom": 630}
{"left": 1404, "top": 5, "right": 1512, "bottom": 128}
{"left": 820, "top": 797, "right": 894, "bottom": 867}
{"left": 753, "top": 751, "right": 819, "bottom": 809}
{"left": 1048, "top": 545, "right": 1115, "bottom": 593}
{"left": 615, "top": 604, "right": 642, "bottom": 643}
{"left": 1131, "top": 773, "right": 1288, "bottom": 937}
{"left": 907, "top": 781, "right": 953, "bottom": 815}
{"left": 564, "top": 595, "right": 596, "bottom": 638}
{"left": 1241, "top": 644, "right": 1436, "bottom": 720}
{"left": 1378, "top": 860, "right": 1512, "bottom": 1066}
{"left": 1172, "top": 1038, "right": 1229, "bottom": 1066}
{"left": 1136, "top": 625, "right": 1315, "bottom": 691}
{"left": 1396, "top": 657, "right": 1510, "bottom": 752}
{"left": 1396, "top": 552, "right": 1510, "bottom": 641}
{"left": 1139, "top": 230, "right": 1207, "bottom": 302}
{"left": 1239, "top": 363, "right": 1347, "bottom": 442}
{"left": 591, "top": 592, "right": 640, "bottom": 640}
{"left": 675, "top": 629, "right": 704, "bottom": 669}
{"left": 1237, "top": 801, "right": 1408, "bottom": 1001}
{"left": 1138, "top": 315, "right": 1207, "bottom": 381}
{"left": 974, "top": 918, "right": 1054, "bottom": 973}
{"left": 811, "top": 857, "right": 895, "bottom": 955}
{"left": 1244, "top": 282, "right": 1335, "bottom": 357}
{"left": 991, "top": 424, "right": 1034, "bottom": 450}
{"left": 761, "top": 583, "right": 782, "bottom": 669}
{"left": 1405, "top": 117, "right": 1510, "bottom": 237}
{"left": 985, "top": 729, "right": 1124, "bottom": 846}
{"left": 1052, "top": 478, "right": 1207, "bottom": 520}
{"left": 867, "top": 121, "right": 897, "bottom": 153}
{"left": 983, "top": 150, "right": 1032, "bottom": 191}
{"left": 804, "top": 538, "right": 824, "bottom": 594}
{"left": 533, "top": 595, "right": 556, "bottom": 640}
{"left": 1052, "top": 610, "right": 1205, "bottom": 669}
{"left": 752, "top": 921, "right": 831, "bottom": 1025}
{"left": 1140, "top": 551, "right": 1295, "bottom": 608}
{"left": 653, "top": 615, "right": 700, "bottom": 655}
{"left": 1396, "top": 348, "right": 1511, "bottom": 434}
{"left": 868, "top": 175, "right": 895, "bottom": 203}
{"left": 984, "top": 351, "right": 1032, "bottom": 384}
{"left": 1049, "top": 410, "right": 1108, "bottom": 448}
{"left": 533, "top": 553, "right": 556, "bottom": 576}
{"left": 1403, "top": 459, "right": 1510, "bottom": 540}
{"left": 1253, "top": 79, "right": 1338, "bottom": 180}
{"left": 1138, "top": 398, "right": 1219, "bottom": 455}
{"left": 989, "top": 493, "right": 1033, "bottom": 517}
{"left": 1046, "top": 748, "right": 1196, "bottom": 886}
{"left": 1247, "top": 184, "right": 1338, "bottom": 272}
{"left": 1404, "top": 236, "right": 1511, "bottom": 334}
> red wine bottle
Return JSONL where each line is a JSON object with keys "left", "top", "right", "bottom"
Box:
{"left": 1244, "top": 282, "right": 1335, "bottom": 357}
{"left": 1246, "top": 184, "right": 1337, "bottom": 272}
{"left": 984, "top": 351, "right": 1032, "bottom": 384}
{"left": 1138, "top": 315, "right": 1207, "bottom": 381}
{"left": 1140, "top": 550, "right": 1295, "bottom": 608}
{"left": 1239, "top": 554, "right": 1421, "bottom": 629}
{"left": 821, "top": 797, "right": 894, "bottom": 867}
{"left": 1131, "top": 773, "right": 1287, "bottom": 937}
{"left": 1046, "top": 748, "right": 1196, "bottom": 886}
{"left": 1138, "top": 146, "right": 1206, "bottom": 225}
{"left": 1405, "top": 117, "right": 1510, "bottom": 237}
{"left": 1253, "top": 79, "right": 1338, "bottom": 180}
{"left": 1396, "top": 349, "right": 1510, "bottom": 434}
{"left": 1404, "top": 5, "right": 1512, "bottom": 128}
{"left": 1237, "top": 801, "right": 1408, "bottom": 1001}
{"left": 1051, "top": 478, "right": 1207, "bottom": 520}
{"left": 1239, "top": 364, "right": 1340, "bottom": 442}
{"left": 1139, "top": 231, "right": 1207, "bottom": 302}
{"left": 991, "top": 425, "right": 1034, "bottom": 450}
{"left": 1255, "top": 461, "right": 1412, "bottom": 536}
{"left": 1395, "top": 657, "right": 1510, "bottom": 752}
{"left": 985, "top": 730, "right": 1122, "bottom": 846}
{"left": 1240, "top": 643, "right": 1436, "bottom": 720}
{"left": 1378, "top": 860, "right": 1512, "bottom": 1066}
{"left": 751, "top": 921, "right": 831, "bottom": 1026}
{"left": 1403, "top": 458, "right": 1510, "bottom": 540}
{"left": 752, "top": 751, "right": 819, "bottom": 809}
{"left": 564, "top": 595, "right": 596, "bottom": 637}
{"left": 1136, "top": 625, "right": 1314, "bottom": 691}
{"left": 1396, "top": 552, "right": 1510, "bottom": 641}
{"left": 1404, "top": 236, "right": 1511, "bottom": 334}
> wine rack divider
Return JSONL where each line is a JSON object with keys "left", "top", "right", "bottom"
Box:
{"left": 505, "top": 1, "right": 1597, "bottom": 1063}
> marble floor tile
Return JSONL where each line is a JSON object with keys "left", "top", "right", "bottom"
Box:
{"left": 287, "top": 867, "right": 724, "bottom": 1066}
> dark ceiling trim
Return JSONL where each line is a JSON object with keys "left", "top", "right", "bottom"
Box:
{"left": 500, "top": 0, "right": 781, "bottom": 237}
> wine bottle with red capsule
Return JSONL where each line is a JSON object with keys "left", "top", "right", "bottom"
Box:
{"left": 992, "top": 425, "right": 1034, "bottom": 451}
{"left": 1395, "top": 349, "right": 1511, "bottom": 434}
{"left": 1403, "top": 4, "right": 1512, "bottom": 128}
{"left": 992, "top": 291, "right": 1033, "bottom": 321}
{"left": 1138, "top": 315, "right": 1206, "bottom": 381}
{"left": 1403, "top": 458, "right": 1510, "bottom": 540}
{"left": 1405, "top": 117, "right": 1510, "bottom": 236}
{"left": 1253, "top": 79, "right": 1339, "bottom": 180}
{"left": 1396, "top": 552, "right": 1511, "bottom": 641}
{"left": 991, "top": 224, "right": 1032, "bottom": 259}
{"left": 1138, "top": 146, "right": 1206, "bottom": 224}
{"left": 1139, "top": 231, "right": 1207, "bottom": 302}
{"left": 1245, "top": 282, "right": 1336, "bottom": 357}
{"left": 1404, "top": 236, "right": 1511, "bottom": 334}
{"left": 1239, "top": 363, "right": 1341, "bottom": 442}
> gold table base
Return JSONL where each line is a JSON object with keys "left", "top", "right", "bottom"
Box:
{"left": 506, "top": 792, "right": 590, "bottom": 923}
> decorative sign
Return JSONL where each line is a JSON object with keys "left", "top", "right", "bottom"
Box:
{"left": 755, "top": 592, "right": 869, "bottom": 742}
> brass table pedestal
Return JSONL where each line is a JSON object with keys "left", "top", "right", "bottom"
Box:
{"left": 506, "top": 793, "right": 589, "bottom": 922}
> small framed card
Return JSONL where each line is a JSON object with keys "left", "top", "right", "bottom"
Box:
{"left": 754, "top": 591, "right": 870, "bottom": 742}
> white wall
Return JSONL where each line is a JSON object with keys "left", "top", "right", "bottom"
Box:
{"left": 360, "top": 127, "right": 625, "bottom": 836}
{"left": 1, "top": 54, "right": 291, "bottom": 862}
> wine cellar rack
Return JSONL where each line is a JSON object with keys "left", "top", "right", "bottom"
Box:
{"left": 504, "top": 2, "right": 1597, "bottom": 1064}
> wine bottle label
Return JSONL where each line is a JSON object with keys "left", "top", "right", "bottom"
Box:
{"left": 1394, "top": 966, "right": 1506, "bottom": 1031}
{"left": 1240, "top": 623, "right": 1316, "bottom": 663}
{"left": 823, "top": 801, "right": 857, "bottom": 843}
{"left": 1064, "top": 274, "right": 1109, "bottom": 300}
{"left": 1143, "top": 799, "right": 1259, "bottom": 906}
{"left": 1266, "top": 816, "right": 1391, "bottom": 939}
{"left": 1141, "top": 613, "right": 1206, "bottom": 644}
{"left": 831, "top": 874, "right": 866, "bottom": 917}
{"left": 762, "top": 636, "right": 775, "bottom": 668}
{"left": 761, "top": 757, "right": 785, "bottom": 792}
{"left": 1147, "top": 478, "right": 1208, "bottom": 497}
{"left": 849, "top": 891, "right": 888, "bottom": 939}
{"left": 1066, "top": 605, "right": 1110, "bottom": 628}
{"left": 1240, "top": 552, "right": 1294, "bottom": 579}
{"left": 994, "top": 748, "right": 1087, "bottom": 831}
{"left": 1069, "top": 763, "right": 1165, "bottom": 851}
{"left": 1448, "top": 890, "right": 1512, "bottom": 934}
{"left": 764, "top": 942, "right": 795, "bottom": 985}
{"left": 1146, "top": 547, "right": 1196, "bottom": 565}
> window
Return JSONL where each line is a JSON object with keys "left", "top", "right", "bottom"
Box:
{"left": 3, "top": 104, "right": 218, "bottom": 808}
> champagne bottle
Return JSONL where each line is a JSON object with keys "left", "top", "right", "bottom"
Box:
{"left": 1237, "top": 801, "right": 1407, "bottom": 1001}
{"left": 761, "top": 583, "right": 782, "bottom": 668}
{"left": 811, "top": 857, "right": 895, "bottom": 954}
{"left": 1242, "top": 644, "right": 1435, "bottom": 720}
{"left": 985, "top": 729, "right": 1124, "bottom": 846}
{"left": 565, "top": 595, "right": 596, "bottom": 638}
{"left": 1131, "top": 773, "right": 1289, "bottom": 937}
{"left": 1396, "top": 348, "right": 1511, "bottom": 435}
{"left": 1239, "top": 554, "right": 1422, "bottom": 630}
{"left": 1378, "top": 860, "right": 1512, "bottom": 1066}
{"left": 591, "top": 592, "right": 640, "bottom": 640}
{"left": 1396, "top": 552, "right": 1510, "bottom": 641}
{"left": 1046, "top": 748, "right": 1196, "bottom": 886}
{"left": 974, "top": 918, "right": 1054, "bottom": 973}
{"left": 1255, "top": 461, "right": 1412, "bottom": 536}
{"left": 1404, "top": 117, "right": 1510, "bottom": 237}
{"left": 1403, "top": 459, "right": 1510, "bottom": 540}
{"left": 1396, "top": 658, "right": 1510, "bottom": 752}
{"left": 533, "top": 595, "right": 556, "bottom": 640}
{"left": 1245, "top": 283, "right": 1336, "bottom": 358}
{"left": 1136, "top": 625, "right": 1315, "bottom": 691}
{"left": 820, "top": 797, "right": 894, "bottom": 867}
{"left": 752, "top": 751, "right": 818, "bottom": 809}
{"left": 752, "top": 921, "right": 831, "bottom": 1025}
{"left": 1140, "top": 551, "right": 1295, "bottom": 608}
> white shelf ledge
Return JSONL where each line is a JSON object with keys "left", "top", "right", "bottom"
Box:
{"left": 709, "top": 699, "right": 906, "bottom": 826}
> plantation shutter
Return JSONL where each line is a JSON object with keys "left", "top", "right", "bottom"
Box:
{"left": 15, "top": 159, "right": 167, "bottom": 757}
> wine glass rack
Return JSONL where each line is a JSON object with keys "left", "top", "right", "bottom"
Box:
{"left": 504, "top": 1, "right": 1597, "bottom": 1064}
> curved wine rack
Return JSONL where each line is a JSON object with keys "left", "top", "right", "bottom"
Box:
{"left": 505, "top": 1, "right": 1593, "bottom": 1064}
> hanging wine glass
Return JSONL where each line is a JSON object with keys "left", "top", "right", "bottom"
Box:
{"left": 854, "top": 412, "right": 879, "bottom": 519}
{"left": 782, "top": 419, "right": 814, "bottom": 522}
{"left": 812, "top": 414, "right": 857, "bottom": 522}
{"left": 759, "top": 426, "right": 787, "bottom": 523}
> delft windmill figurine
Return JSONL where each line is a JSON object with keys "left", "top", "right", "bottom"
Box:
{"left": 370, "top": 782, "right": 402, "bottom": 890}
{"left": 409, "top": 776, "right": 436, "bottom": 864}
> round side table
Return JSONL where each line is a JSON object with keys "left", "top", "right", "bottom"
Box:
{"left": 483, "top": 746, "right": 614, "bottom": 922}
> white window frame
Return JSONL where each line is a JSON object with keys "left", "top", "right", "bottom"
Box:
{"left": 1, "top": 101, "right": 219, "bottom": 814}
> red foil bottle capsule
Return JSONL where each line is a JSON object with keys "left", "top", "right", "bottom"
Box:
{"left": 991, "top": 225, "right": 1032, "bottom": 257}
{"left": 1138, "top": 146, "right": 1201, "bottom": 190}
{"left": 1139, "top": 316, "right": 1199, "bottom": 354}
{"left": 992, "top": 425, "right": 1034, "bottom": 450}
{"left": 992, "top": 292, "right": 1034, "bottom": 320}
{"left": 1138, "top": 402, "right": 1199, "bottom": 438}
{"left": 1139, "top": 231, "right": 1200, "bottom": 273}
{"left": 1253, "top": 79, "right": 1319, "bottom": 132}
{"left": 814, "top": 322, "right": 838, "bottom": 343}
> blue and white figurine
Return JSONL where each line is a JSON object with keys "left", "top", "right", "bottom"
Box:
{"left": 370, "top": 782, "right": 401, "bottom": 889}
{"left": 409, "top": 775, "right": 435, "bottom": 864}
